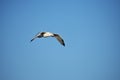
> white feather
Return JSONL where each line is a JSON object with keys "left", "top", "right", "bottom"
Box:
{"left": 43, "top": 32, "right": 54, "bottom": 37}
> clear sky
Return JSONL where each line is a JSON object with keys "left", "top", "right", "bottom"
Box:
{"left": 1, "top": 0, "right": 120, "bottom": 80}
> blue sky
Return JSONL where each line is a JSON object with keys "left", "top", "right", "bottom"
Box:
{"left": 1, "top": 0, "right": 120, "bottom": 80}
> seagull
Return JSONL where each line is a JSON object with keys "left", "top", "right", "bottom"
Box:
{"left": 31, "top": 32, "right": 65, "bottom": 46}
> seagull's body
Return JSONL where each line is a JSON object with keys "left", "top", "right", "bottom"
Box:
{"left": 31, "top": 32, "right": 65, "bottom": 46}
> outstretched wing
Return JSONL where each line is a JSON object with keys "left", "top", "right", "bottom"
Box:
{"left": 54, "top": 34, "right": 65, "bottom": 46}
{"left": 30, "top": 32, "right": 42, "bottom": 42}
{"left": 31, "top": 37, "right": 37, "bottom": 42}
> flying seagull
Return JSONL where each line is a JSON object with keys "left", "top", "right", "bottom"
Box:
{"left": 31, "top": 32, "right": 65, "bottom": 46}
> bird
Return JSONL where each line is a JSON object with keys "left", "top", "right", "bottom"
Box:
{"left": 31, "top": 32, "right": 65, "bottom": 46}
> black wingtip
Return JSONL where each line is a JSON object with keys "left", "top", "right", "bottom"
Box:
{"left": 62, "top": 43, "right": 65, "bottom": 46}
{"left": 30, "top": 40, "right": 33, "bottom": 42}
{"left": 30, "top": 39, "right": 34, "bottom": 42}
{"left": 30, "top": 40, "right": 32, "bottom": 43}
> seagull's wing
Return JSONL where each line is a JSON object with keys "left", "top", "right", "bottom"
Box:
{"left": 31, "top": 37, "right": 37, "bottom": 42}
{"left": 54, "top": 34, "right": 65, "bottom": 46}
{"left": 30, "top": 32, "right": 42, "bottom": 42}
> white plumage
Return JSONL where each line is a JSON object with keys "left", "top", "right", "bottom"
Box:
{"left": 43, "top": 32, "right": 54, "bottom": 37}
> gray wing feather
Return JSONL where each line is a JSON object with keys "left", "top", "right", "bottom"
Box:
{"left": 30, "top": 32, "right": 41, "bottom": 42}
{"left": 54, "top": 34, "right": 65, "bottom": 46}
